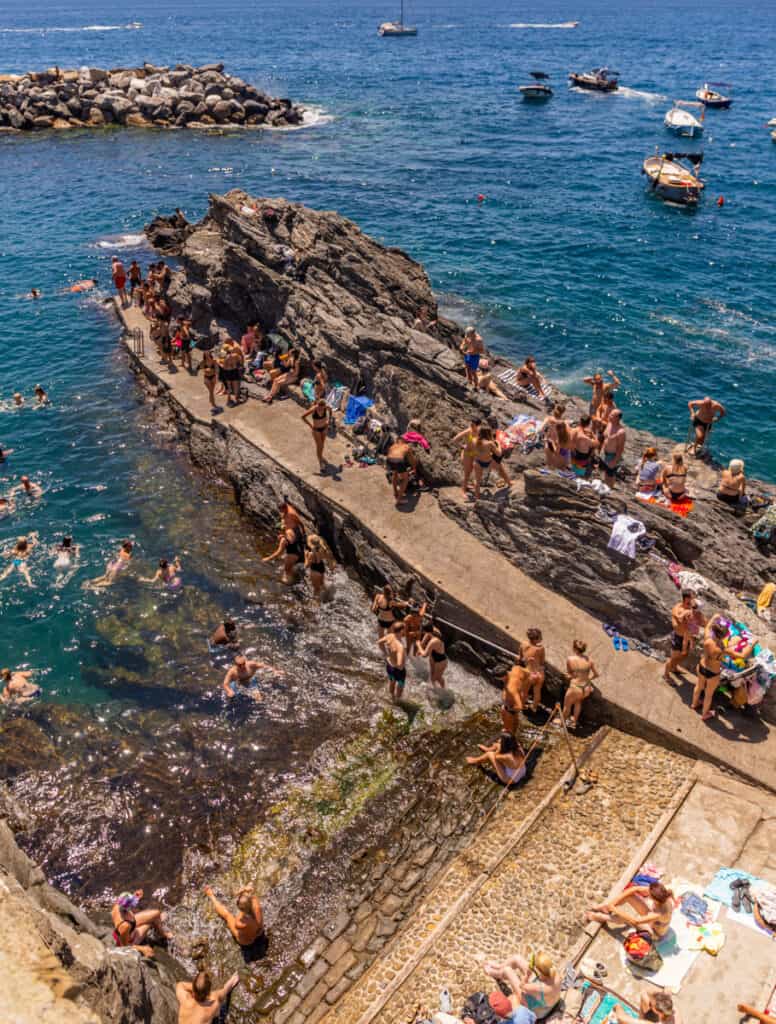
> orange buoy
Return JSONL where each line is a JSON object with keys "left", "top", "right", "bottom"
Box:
{"left": 477, "top": 194, "right": 486, "bottom": 203}
{"left": 717, "top": 196, "right": 725, "bottom": 207}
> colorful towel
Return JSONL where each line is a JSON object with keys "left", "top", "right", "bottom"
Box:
{"left": 642, "top": 494, "right": 694, "bottom": 517}
{"left": 579, "top": 986, "right": 638, "bottom": 1024}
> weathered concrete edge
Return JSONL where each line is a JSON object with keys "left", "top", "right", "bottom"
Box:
{"left": 113, "top": 308, "right": 776, "bottom": 796}
{"left": 343, "top": 727, "right": 612, "bottom": 1024}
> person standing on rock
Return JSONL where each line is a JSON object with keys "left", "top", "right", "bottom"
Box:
{"left": 304, "top": 533, "right": 336, "bottom": 599}
{"left": 177, "top": 971, "right": 240, "bottom": 1024}
{"left": 200, "top": 347, "right": 219, "bottom": 412}
{"left": 203, "top": 884, "right": 266, "bottom": 960}
{"left": 311, "top": 359, "right": 328, "bottom": 401}
{"left": 416, "top": 623, "right": 448, "bottom": 688}
{"left": 500, "top": 662, "right": 527, "bottom": 734}
{"left": 385, "top": 439, "right": 417, "bottom": 506}
{"left": 569, "top": 414, "right": 598, "bottom": 478}
{"left": 452, "top": 418, "right": 481, "bottom": 497}
{"left": 471, "top": 427, "right": 509, "bottom": 499}
{"left": 687, "top": 395, "right": 725, "bottom": 454}
{"left": 128, "top": 260, "right": 142, "bottom": 300}
{"left": 520, "top": 628, "right": 546, "bottom": 711}
{"left": 599, "top": 409, "right": 627, "bottom": 486}
{"left": 663, "top": 590, "right": 704, "bottom": 683}
{"left": 460, "top": 326, "right": 485, "bottom": 387}
{"left": 263, "top": 522, "right": 305, "bottom": 583}
{"left": 301, "top": 399, "right": 332, "bottom": 474}
{"left": 371, "top": 584, "right": 407, "bottom": 637}
{"left": 378, "top": 621, "right": 408, "bottom": 702}
{"left": 692, "top": 616, "right": 728, "bottom": 721}
{"left": 111, "top": 256, "right": 128, "bottom": 306}
{"left": 563, "top": 640, "right": 599, "bottom": 729}
{"left": 583, "top": 369, "right": 621, "bottom": 416}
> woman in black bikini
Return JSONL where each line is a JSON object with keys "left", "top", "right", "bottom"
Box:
{"left": 312, "top": 359, "right": 328, "bottom": 401}
{"left": 302, "top": 399, "right": 331, "bottom": 473}
{"left": 201, "top": 348, "right": 218, "bottom": 410}
{"left": 417, "top": 624, "right": 448, "bottom": 688}
{"left": 179, "top": 318, "right": 193, "bottom": 373}
{"left": 371, "top": 584, "right": 405, "bottom": 637}
{"left": 262, "top": 525, "right": 304, "bottom": 584}
{"left": 304, "top": 533, "right": 334, "bottom": 599}
{"left": 662, "top": 450, "right": 689, "bottom": 503}
{"left": 111, "top": 889, "right": 172, "bottom": 952}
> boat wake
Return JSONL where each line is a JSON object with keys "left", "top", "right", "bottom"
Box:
{"left": 617, "top": 86, "right": 666, "bottom": 103}
{"left": 0, "top": 22, "right": 141, "bottom": 33}
{"left": 93, "top": 233, "right": 148, "bottom": 250}
{"left": 508, "top": 21, "right": 579, "bottom": 29}
{"left": 263, "top": 105, "right": 334, "bottom": 132}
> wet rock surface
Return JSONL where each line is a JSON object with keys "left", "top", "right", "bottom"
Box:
{"left": 147, "top": 190, "right": 776, "bottom": 651}
{"left": 0, "top": 63, "right": 304, "bottom": 133}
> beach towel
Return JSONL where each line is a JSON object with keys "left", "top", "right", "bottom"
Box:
{"left": 642, "top": 494, "right": 694, "bottom": 517}
{"left": 705, "top": 869, "right": 776, "bottom": 939}
{"left": 300, "top": 379, "right": 315, "bottom": 403}
{"left": 496, "top": 415, "right": 542, "bottom": 454}
{"left": 578, "top": 985, "right": 638, "bottom": 1024}
{"left": 344, "top": 394, "right": 373, "bottom": 425}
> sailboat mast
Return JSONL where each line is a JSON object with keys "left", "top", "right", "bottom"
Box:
{"left": 400, "top": 0, "right": 404, "bottom": 24}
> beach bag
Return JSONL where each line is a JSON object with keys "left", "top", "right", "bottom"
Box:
{"left": 352, "top": 415, "right": 368, "bottom": 436}
{"left": 624, "top": 931, "right": 663, "bottom": 972}
{"left": 460, "top": 993, "right": 500, "bottom": 1024}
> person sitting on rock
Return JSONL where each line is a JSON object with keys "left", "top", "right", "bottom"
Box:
{"left": 475, "top": 361, "right": 507, "bottom": 399}
{"left": 111, "top": 888, "right": 172, "bottom": 955}
{"left": 516, "top": 356, "right": 546, "bottom": 399}
{"left": 717, "top": 459, "right": 747, "bottom": 510}
{"left": 176, "top": 970, "right": 240, "bottom": 1024}
{"left": 484, "top": 951, "right": 561, "bottom": 1020}
{"left": 662, "top": 450, "right": 689, "bottom": 503}
{"left": 412, "top": 304, "right": 438, "bottom": 335}
{"left": 204, "top": 884, "right": 266, "bottom": 960}
{"left": 263, "top": 347, "right": 301, "bottom": 404}
{"left": 466, "top": 732, "right": 528, "bottom": 787}
{"left": 635, "top": 446, "right": 663, "bottom": 497}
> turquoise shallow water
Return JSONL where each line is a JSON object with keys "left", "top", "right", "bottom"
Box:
{"left": 1, "top": 0, "right": 775, "bottom": 704}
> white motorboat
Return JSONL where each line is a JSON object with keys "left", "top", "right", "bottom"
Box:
{"left": 696, "top": 82, "right": 732, "bottom": 109}
{"left": 642, "top": 151, "right": 705, "bottom": 205}
{"left": 664, "top": 100, "right": 705, "bottom": 137}
{"left": 518, "top": 71, "right": 553, "bottom": 100}
{"left": 378, "top": 0, "right": 417, "bottom": 35}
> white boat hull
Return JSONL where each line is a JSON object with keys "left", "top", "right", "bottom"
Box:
{"left": 378, "top": 21, "right": 417, "bottom": 35}
{"left": 664, "top": 111, "right": 703, "bottom": 137}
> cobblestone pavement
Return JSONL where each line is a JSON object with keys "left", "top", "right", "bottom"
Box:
{"left": 317, "top": 730, "right": 691, "bottom": 1024}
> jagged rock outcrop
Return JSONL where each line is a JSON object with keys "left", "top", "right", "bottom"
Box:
{"left": 145, "top": 190, "right": 776, "bottom": 649}
{"left": 0, "top": 63, "right": 304, "bottom": 133}
{"left": 0, "top": 800, "right": 183, "bottom": 1024}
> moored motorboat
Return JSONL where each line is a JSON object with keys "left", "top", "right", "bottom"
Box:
{"left": 696, "top": 82, "right": 732, "bottom": 108}
{"left": 519, "top": 71, "right": 553, "bottom": 100}
{"left": 568, "top": 67, "right": 619, "bottom": 92}
{"left": 642, "top": 151, "right": 705, "bottom": 205}
{"left": 664, "top": 100, "right": 705, "bottom": 137}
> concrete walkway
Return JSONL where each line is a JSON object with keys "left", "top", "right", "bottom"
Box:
{"left": 115, "top": 303, "right": 776, "bottom": 791}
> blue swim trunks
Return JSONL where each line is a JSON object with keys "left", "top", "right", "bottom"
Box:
{"left": 464, "top": 353, "right": 481, "bottom": 371}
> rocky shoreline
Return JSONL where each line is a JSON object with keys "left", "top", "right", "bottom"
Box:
{"left": 143, "top": 190, "right": 776, "bottom": 663}
{"left": 0, "top": 62, "right": 304, "bottom": 133}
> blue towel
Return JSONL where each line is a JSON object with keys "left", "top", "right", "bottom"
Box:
{"left": 344, "top": 394, "right": 373, "bottom": 425}
{"left": 704, "top": 867, "right": 759, "bottom": 908}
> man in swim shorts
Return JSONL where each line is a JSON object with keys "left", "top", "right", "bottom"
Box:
{"left": 111, "top": 256, "right": 128, "bottom": 306}
{"left": 687, "top": 396, "right": 725, "bottom": 454}
{"left": 460, "top": 326, "right": 485, "bottom": 387}
{"left": 176, "top": 970, "right": 240, "bottom": 1024}
{"left": 663, "top": 590, "right": 704, "bottom": 683}
{"left": 377, "top": 622, "right": 408, "bottom": 702}
{"left": 599, "top": 409, "right": 627, "bottom": 486}
{"left": 500, "top": 663, "right": 526, "bottom": 734}
{"left": 222, "top": 654, "right": 273, "bottom": 699}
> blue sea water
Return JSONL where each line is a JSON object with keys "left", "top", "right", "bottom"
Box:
{"left": 1, "top": 0, "right": 774, "bottom": 704}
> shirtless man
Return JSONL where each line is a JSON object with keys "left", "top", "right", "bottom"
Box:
{"left": 599, "top": 410, "right": 627, "bottom": 485}
{"left": 516, "top": 356, "right": 545, "bottom": 396}
{"left": 377, "top": 622, "right": 408, "bottom": 702}
{"left": 210, "top": 621, "right": 239, "bottom": 648}
{"left": 11, "top": 475, "right": 43, "bottom": 499}
{"left": 385, "top": 440, "right": 417, "bottom": 507}
{"left": 460, "top": 327, "right": 485, "bottom": 387}
{"left": 586, "top": 881, "right": 675, "bottom": 939}
{"left": 614, "top": 991, "right": 683, "bottom": 1024}
{"left": 204, "top": 884, "right": 265, "bottom": 950}
{"left": 222, "top": 654, "right": 274, "bottom": 699}
{"left": 500, "top": 663, "right": 527, "bottom": 735}
{"left": 1, "top": 668, "right": 41, "bottom": 703}
{"left": 177, "top": 972, "right": 240, "bottom": 1024}
{"left": 663, "top": 590, "right": 705, "bottom": 683}
{"left": 693, "top": 616, "right": 728, "bottom": 721}
{"left": 584, "top": 369, "right": 621, "bottom": 416}
{"left": 687, "top": 396, "right": 725, "bottom": 454}
{"left": 402, "top": 601, "right": 428, "bottom": 656}
{"left": 111, "top": 257, "right": 128, "bottom": 306}
{"left": 520, "top": 628, "right": 546, "bottom": 711}
{"left": 569, "top": 414, "right": 598, "bottom": 477}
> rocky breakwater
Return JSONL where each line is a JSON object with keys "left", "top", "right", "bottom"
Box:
{"left": 0, "top": 62, "right": 304, "bottom": 133}
{"left": 142, "top": 191, "right": 775, "bottom": 664}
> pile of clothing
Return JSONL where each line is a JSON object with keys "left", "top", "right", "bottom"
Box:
{"left": 719, "top": 619, "right": 776, "bottom": 707}
{"left": 751, "top": 505, "right": 776, "bottom": 544}
{"left": 495, "top": 414, "right": 543, "bottom": 454}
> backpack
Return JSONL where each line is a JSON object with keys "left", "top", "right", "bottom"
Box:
{"left": 624, "top": 930, "right": 664, "bottom": 973}
{"left": 460, "top": 992, "right": 501, "bottom": 1024}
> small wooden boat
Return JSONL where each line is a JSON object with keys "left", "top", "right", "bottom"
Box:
{"left": 378, "top": 0, "right": 417, "bottom": 35}
{"left": 519, "top": 71, "right": 553, "bottom": 100}
{"left": 569, "top": 67, "right": 619, "bottom": 92}
{"left": 642, "top": 151, "right": 705, "bottom": 205}
{"left": 696, "top": 82, "right": 732, "bottom": 109}
{"left": 664, "top": 100, "right": 705, "bottom": 137}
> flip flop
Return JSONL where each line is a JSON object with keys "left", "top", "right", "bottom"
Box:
{"left": 603, "top": 623, "right": 618, "bottom": 638}
{"left": 741, "top": 888, "right": 754, "bottom": 914}
{"left": 620, "top": 636, "right": 630, "bottom": 652}
{"left": 613, "top": 635, "right": 621, "bottom": 651}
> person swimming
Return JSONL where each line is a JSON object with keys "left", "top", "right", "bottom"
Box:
{"left": 0, "top": 534, "right": 38, "bottom": 587}
{"left": 53, "top": 536, "right": 79, "bottom": 572}
{"left": 34, "top": 385, "right": 49, "bottom": 406}
{"left": 87, "top": 540, "right": 134, "bottom": 588}
{"left": 222, "top": 654, "right": 279, "bottom": 700}
{"left": 141, "top": 557, "right": 183, "bottom": 590}
{"left": 0, "top": 667, "right": 42, "bottom": 704}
